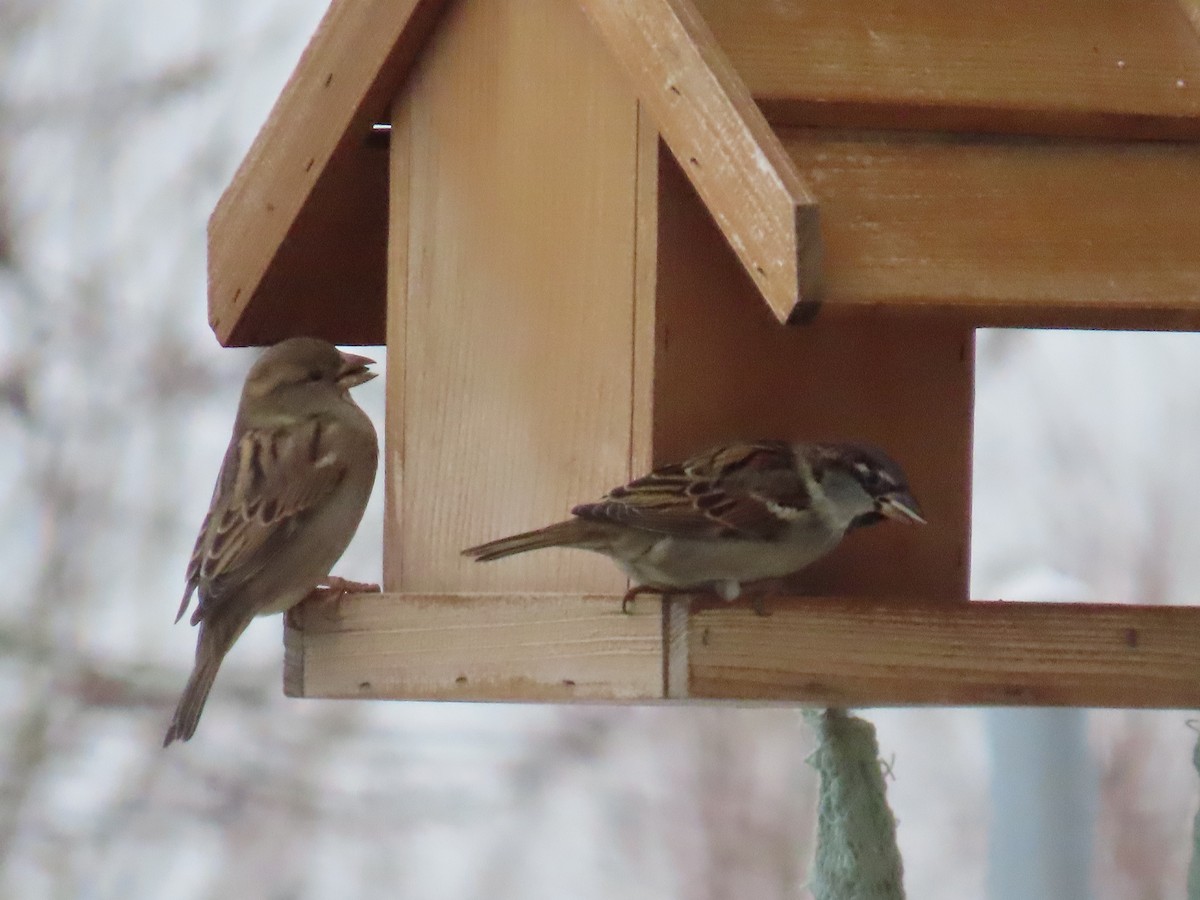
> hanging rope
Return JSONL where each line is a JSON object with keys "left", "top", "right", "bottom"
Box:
{"left": 804, "top": 709, "right": 906, "bottom": 900}
{"left": 1188, "top": 722, "right": 1200, "bottom": 900}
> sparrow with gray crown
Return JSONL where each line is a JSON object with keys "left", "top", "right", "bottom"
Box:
{"left": 463, "top": 440, "right": 924, "bottom": 612}
{"left": 164, "top": 337, "right": 379, "bottom": 746}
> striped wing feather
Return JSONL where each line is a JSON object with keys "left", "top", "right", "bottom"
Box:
{"left": 177, "top": 419, "right": 348, "bottom": 625}
{"left": 571, "top": 441, "right": 810, "bottom": 542}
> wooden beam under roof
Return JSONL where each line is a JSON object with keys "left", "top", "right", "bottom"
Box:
{"left": 699, "top": 0, "right": 1200, "bottom": 139}
{"left": 783, "top": 128, "right": 1200, "bottom": 328}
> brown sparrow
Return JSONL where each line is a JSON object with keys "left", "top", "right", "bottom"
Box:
{"left": 164, "top": 337, "right": 379, "bottom": 746}
{"left": 463, "top": 440, "right": 924, "bottom": 611}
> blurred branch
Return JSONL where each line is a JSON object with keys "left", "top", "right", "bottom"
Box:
{"left": 0, "top": 56, "right": 218, "bottom": 131}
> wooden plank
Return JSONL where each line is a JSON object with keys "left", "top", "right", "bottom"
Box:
{"left": 382, "top": 91, "right": 412, "bottom": 592}
{"left": 283, "top": 593, "right": 664, "bottom": 700}
{"left": 687, "top": 598, "right": 1200, "bottom": 708}
{"left": 653, "top": 150, "right": 974, "bottom": 604}
{"left": 629, "top": 104, "right": 660, "bottom": 480}
{"left": 211, "top": 0, "right": 1200, "bottom": 346}
{"left": 1184, "top": 0, "right": 1200, "bottom": 37}
{"left": 696, "top": 0, "right": 1200, "bottom": 139}
{"left": 784, "top": 129, "right": 1200, "bottom": 328}
{"left": 286, "top": 593, "right": 1200, "bottom": 708}
{"left": 578, "top": 0, "right": 823, "bottom": 323}
{"left": 397, "top": 0, "right": 640, "bottom": 595}
{"left": 208, "top": 0, "right": 452, "bottom": 346}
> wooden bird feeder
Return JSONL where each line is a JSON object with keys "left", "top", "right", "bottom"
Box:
{"left": 210, "top": 0, "right": 1200, "bottom": 709}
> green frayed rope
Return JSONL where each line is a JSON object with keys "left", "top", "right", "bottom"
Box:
{"left": 804, "top": 709, "right": 906, "bottom": 900}
{"left": 1188, "top": 722, "right": 1200, "bottom": 900}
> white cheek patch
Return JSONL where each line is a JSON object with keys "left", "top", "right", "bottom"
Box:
{"left": 764, "top": 498, "right": 807, "bottom": 521}
{"left": 313, "top": 452, "right": 339, "bottom": 469}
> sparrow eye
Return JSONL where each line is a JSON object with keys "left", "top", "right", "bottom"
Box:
{"left": 306, "top": 370, "right": 323, "bottom": 383}
{"left": 854, "top": 462, "right": 888, "bottom": 493}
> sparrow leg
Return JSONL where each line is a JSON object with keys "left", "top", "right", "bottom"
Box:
{"left": 621, "top": 585, "right": 697, "bottom": 614}
{"left": 285, "top": 602, "right": 308, "bottom": 630}
{"left": 621, "top": 586, "right": 717, "bottom": 614}
{"left": 741, "top": 577, "right": 789, "bottom": 617}
{"left": 621, "top": 585, "right": 660, "bottom": 614}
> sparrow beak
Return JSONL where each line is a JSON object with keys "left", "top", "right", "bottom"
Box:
{"left": 879, "top": 492, "right": 926, "bottom": 525}
{"left": 336, "top": 351, "right": 377, "bottom": 390}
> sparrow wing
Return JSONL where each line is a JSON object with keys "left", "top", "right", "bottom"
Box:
{"left": 177, "top": 417, "right": 350, "bottom": 625}
{"left": 572, "top": 441, "right": 812, "bottom": 541}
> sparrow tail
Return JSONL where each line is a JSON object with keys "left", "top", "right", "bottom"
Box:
{"left": 163, "top": 617, "right": 248, "bottom": 747}
{"left": 462, "top": 519, "right": 608, "bottom": 562}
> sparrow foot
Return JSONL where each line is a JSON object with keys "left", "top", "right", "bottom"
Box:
{"left": 289, "top": 577, "right": 381, "bottom": 626}
{"left": 742, "top": 576, "right": 790, "bottom": 617}
{"left": 321, "top": 576, "right": 381, "bottom": 596}
{"left": 621, "top": 585, "right": 663, "bottom": 614}
{"left": 621, "top": 586, "right": 708, "bottom": 614}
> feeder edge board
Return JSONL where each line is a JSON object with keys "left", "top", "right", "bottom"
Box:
{"left": 284, "top": 594, "right": 1200, "bottom": 708}
{"left": 284, "top": 593, "right": 666, "bottom": 701}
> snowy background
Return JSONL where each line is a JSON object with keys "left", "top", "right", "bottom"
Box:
{"left": 1, "top": 1, "right": 1198, "bottom": 897}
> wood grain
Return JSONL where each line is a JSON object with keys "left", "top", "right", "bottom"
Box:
{"left": 697, "top": 0, "right": 1200, "bottom": 139}
{"left": 784, "top": 129, "right": 1200, "bottom": 327}
{"left": 208, "top": 0, "right": 451, "bottom": 345}
{"left": 283, "top": 593, "right": 664, "bottom": 700}
{"left": 383, "top": 91, "right": 412, "bottom": 592}
{"left": 1183, "top": 0, "right": 1200, "bottom": 37}
{"left": 394, "top": 0, "right": 640, "bottom": 595}
{"left": 629, "top": 104, "right": 660, "bottom": 480}
{"left": 285, "top": 593, "right": 1200, "bottom": 709}
{"left": 210, "top": 0, "right": 1200, "bottom": 345}
{"left": 687, "top": 598, "right": 1200, "bottom": 708}
{"left": 654, "top": 150, "right": 973, "bottom": 604}
{"left": 578, "top": 0, "right": 822, "bottom": 323}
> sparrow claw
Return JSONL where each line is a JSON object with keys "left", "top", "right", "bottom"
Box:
{"left": 321, "top": 576, "right": 381, "bottom": 595}
{"left": 621, "top": 585, "right": 651, "bottom": 614}
{"left": 621, "top": 584, "right": 683, "bottom": 613}
{"left": 295, "top": 576, "right": 381, "bottom": 624}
